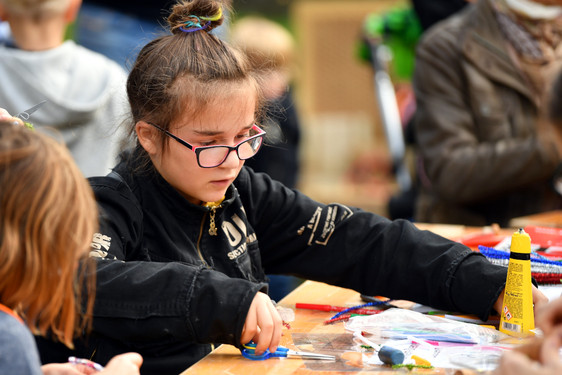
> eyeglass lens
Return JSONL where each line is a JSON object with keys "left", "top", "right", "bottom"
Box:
{"left": 198, "top": 136, "right": 263, "bottom": 167}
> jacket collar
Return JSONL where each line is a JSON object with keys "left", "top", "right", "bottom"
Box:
{"left": 461, "top": 0, "right": 534, "bottom": 102}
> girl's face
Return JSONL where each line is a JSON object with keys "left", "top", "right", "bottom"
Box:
{"left": 148, "top": 85, "right": 257, "bottom": 205}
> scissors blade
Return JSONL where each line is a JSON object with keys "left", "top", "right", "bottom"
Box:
{"left": 16, "top": 100, "right": 47, "bottom": 121}
{"left": 286, "top": 350, "right": 336, "bottom": 361}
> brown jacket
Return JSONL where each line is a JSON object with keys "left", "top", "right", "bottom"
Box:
{"left": 413, "top": 0, "right": 562, "bottom": 226}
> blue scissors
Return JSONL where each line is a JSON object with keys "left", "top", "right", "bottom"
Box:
{"left": 15, "top": 100, "right": 47, "bottom": 121}
{"left": 241, "top": 341, "right": 335, "bottom": 361}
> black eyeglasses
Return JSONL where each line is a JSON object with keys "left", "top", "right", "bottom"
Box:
{"left": 147, "top": 122, "right": 266, "bottom": 168}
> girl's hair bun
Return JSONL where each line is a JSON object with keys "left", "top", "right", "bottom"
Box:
{"left": 168, "top": 0, "right": 227, "bottom": 34}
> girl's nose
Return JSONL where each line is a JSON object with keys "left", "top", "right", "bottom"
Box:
{"left": 221, "top": 148, "right": 241, "bottom": 168}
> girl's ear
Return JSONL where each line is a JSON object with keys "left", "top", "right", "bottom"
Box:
{"left": 136, "top": 121, "right": 159, "bottom": 155}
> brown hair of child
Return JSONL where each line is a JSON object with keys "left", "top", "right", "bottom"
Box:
{"left": 125, "top": 0, "right": 265, "bottom": 169}
{"left": 0, "top": 123, "right": 97, "bottom": 348}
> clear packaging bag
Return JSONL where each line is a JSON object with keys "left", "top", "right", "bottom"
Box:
{"left": 344, "top": 308, "right": 508, "bottom": 345}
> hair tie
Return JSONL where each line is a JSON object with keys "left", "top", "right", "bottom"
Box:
{"left": 200, "top": 7, "right": 222, "bottom": 22}
{"left": 180, "top": 15, "right": 211, "bottom": 33}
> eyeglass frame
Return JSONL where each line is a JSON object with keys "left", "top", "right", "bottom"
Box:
{"left": 146, "top": 121, "right": 266, "bottom": 168}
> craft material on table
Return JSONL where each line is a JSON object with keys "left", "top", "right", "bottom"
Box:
{"left": 499, "top": 229, "right": 535, "bottom": 337}
{"left": 296, "top": 303, "right": 385, "bottom": 315}
{"left": 68, "top": 356, "right": 104, "bottom": 372}
{"left": 478, "top": 245, "right": 562, "bottom": 285}
{"left": 352, "top": 331, "right": 405, "bottom": 365}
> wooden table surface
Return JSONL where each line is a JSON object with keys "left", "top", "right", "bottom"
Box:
{"left": 509, "top": 210, "right": 562, "bottom": 228}
{"left": 178, "top": 222, "right": 503, "bottom": 375}
{"left": 180, "top": 280, "right": 485, "bottom": 375}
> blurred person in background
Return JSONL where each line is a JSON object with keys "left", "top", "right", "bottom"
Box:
{"left": 230, "top": 15, "right": 302, "bottom": 301}
{"left": 0, "top": 0, "right": 129, "bottom": 177}
{"left": 413, "top": 0, "right": 562, "bottom": 226}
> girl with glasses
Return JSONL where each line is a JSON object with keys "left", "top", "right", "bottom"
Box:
{"left": 36, "top": 1, "right": 546, "bottom": 374}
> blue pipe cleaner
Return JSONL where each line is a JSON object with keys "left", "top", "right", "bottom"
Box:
{"left": 330, "top": 299, "right": 395, "bottom": 320}
{"left": 478, "top": 245, "right": 562, "bottom": 266}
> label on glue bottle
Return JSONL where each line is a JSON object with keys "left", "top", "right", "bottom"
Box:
{"left": 499, "top": 228, "right": 535, "bottom": 337}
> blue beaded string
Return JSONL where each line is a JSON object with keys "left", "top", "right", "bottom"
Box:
{"left": 330, "top": 299, "right": 394, "bottom": 320}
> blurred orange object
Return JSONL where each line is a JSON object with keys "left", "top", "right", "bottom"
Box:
{"left": 457, "top": 232, "right": 506, "bottom": 248}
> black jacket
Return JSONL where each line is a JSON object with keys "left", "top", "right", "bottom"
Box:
{"left": 37, "top": 151, "right": 507, "bottom": 375}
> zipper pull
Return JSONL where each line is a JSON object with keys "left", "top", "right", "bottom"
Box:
{"left": 208, "top": 208, "right": 218, "bottom": 236}
{"left": 202, "top": 196, "right": 224, "bottom": 236}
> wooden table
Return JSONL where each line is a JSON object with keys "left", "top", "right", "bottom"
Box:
{"left": 509, "top": 210, "right": 562, "bottom": 228}
{"left": 181, "top": 216, "right": 511, "bottom": 375}
{"left": 179, "top": 224, "right": 505, "bottom": 375}
{"left": 181, "top": 280, "right": 486, "bottom": 375}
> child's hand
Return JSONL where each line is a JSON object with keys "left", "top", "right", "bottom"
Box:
{"left": 494, "top": 326, "right": 562, "bottom": 375}
{"left": 0, "top": 108, "right": 24, "bottom": 127}
{"left": 536, "top": 296, "right": 562, "bottom": 336}
{"left": 240, "top": 291, "right": 283, "bottom": 355}
{"left": 41, "top": 353, "right": 142, "bottom": 375}
{"left": 493, "top": 286, "right": 548, "bottom": 318}
{"left": 101, "top": 353, "right": 142, "bottom": 375}
{"left": 41, "top": 362, "right": 94, "bottom": 374}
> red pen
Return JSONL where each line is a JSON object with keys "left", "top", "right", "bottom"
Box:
{"left": 296, "top": 303, "right": 382, "bottom": 315}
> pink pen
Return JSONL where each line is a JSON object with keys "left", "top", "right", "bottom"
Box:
{"left": 68, "top": 356, "right": 105, "bottom": 372}
{"left": 296, "top": 303, "right": 383, "bottom": 315}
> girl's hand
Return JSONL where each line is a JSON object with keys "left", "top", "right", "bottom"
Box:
{"left": 493, "top": 287, "right": 548, "bottom": 318}
{"left": 536, "top": 296, "right": 562, "bottom": 335}
{"left": 41, "top": 363, "right": 93, "bottom": 375}
{"left": 494, "top": 326, "right": 562, "bottom": 375}
{"left": 0, "top": 108, "right": 24, "bottom": 127}
{"left": 41, "top": 353, "right": 142, "bottom": 375}
{"left": 240, "top": 291, "right": 283, "bottom": 355}
{"left": 101, "top": 353, "right": 142, "bottom": 375}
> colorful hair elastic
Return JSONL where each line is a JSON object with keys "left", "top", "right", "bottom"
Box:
{"left": 179, "top": 8, "right": 222, "bottom": 33}
{"left": 180, "top": 15, "right": 211, "bottom": 33}
{"left": 200, "top": 7, "right": 222, "bottom": 21}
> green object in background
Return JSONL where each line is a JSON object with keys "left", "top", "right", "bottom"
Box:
{"left": 359, "top": 7, "right": 422, "bottom": 81}
{"left": 65, "top": 21, "right": 75, "bottom": 41}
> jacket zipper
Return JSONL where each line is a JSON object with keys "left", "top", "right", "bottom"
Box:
{"left": 209, "top": 207, "right": 218, "bottom": 236}
{"left": 196, "top": 215, "right": 210, "bottom": 268}
{"left": 196, "top": 204, "right": 222, "bottom": 267}
{"left": 196, "top": 209, "right": 219, "bottom": 354}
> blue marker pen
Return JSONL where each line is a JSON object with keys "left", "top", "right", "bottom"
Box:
{"left": 68, "top": 356, "right": 105, "bottom": 372}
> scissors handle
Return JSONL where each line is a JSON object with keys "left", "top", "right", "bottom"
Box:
{"left": 241, "top": 348, "right": 270, "bottom": 360}
{"left": 241, "top": 342, "right": 335, "bottom": 361}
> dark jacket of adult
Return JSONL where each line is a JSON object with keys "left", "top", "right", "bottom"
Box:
{"left": 413, "top": 0, "right": 562, "bottom": 226}
{"left": 37, "top": 149, "right": 507, "bottom": 375}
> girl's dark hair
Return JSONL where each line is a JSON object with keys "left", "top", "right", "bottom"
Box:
{"left": 126, "top": 0, "right": 264, "bottom": 169}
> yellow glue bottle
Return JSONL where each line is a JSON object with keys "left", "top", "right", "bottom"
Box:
{"left": 499, "top": 228, "right": 535, "bottom": 337}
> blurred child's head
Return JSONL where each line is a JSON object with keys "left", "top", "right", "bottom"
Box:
{"left": 0, "top": 0, "right": 74, "bottom": 18}
{"left": 127, "top": 0, "right": 266, "bottom": 204}
{"left": 0, "top": 122, "right": 97, "bottom": 347}
{"left": 230, "top": 16, "right": 296, "bottom": 100}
